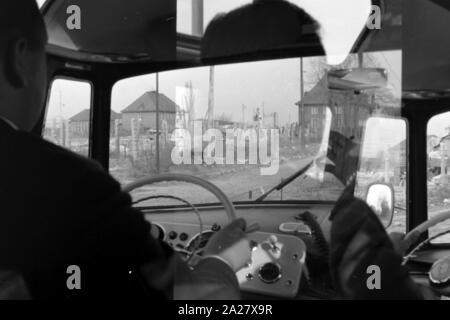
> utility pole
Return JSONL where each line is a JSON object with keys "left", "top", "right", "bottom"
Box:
{"left": 207, "top": 66, "right": 215, "bottom": 128}
{"left": 242, "top": 104, "right": 247, "bottom": 128}
{"left": 114, "top": 119, "right": 121, "bottom": 158}
{"left": 192, "top": 0, "right": 204, "bottom": 37}
{"left": 131, "top": 118, "right": 138, "bottom": 165}
{"left": 299, "top": 58, "right": 305, "bottom": 147}
{"left": 156, "top": 73, "right": 160, "bottom": 174}
{"left": 186, "top": 81, "right": 196, "bottom": 134}
{"left": 262, "top": 102, "right": 265, "bottom": 129}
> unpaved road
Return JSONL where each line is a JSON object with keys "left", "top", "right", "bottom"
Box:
{"left": 128, "top": 155, "right": 338, "bottom": 206}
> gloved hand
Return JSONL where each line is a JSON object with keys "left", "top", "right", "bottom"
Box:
{"left": 202, "top": 218, "right": 253, "bottom": 272}
{"left": 329, "top": 192, "right": 423, "bottom": 299}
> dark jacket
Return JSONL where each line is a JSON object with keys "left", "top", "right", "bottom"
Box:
{"left": 329, "top": 192, "right": 423, "bottom": 300}
{"left": 0, "top": 119, "right": 238, "bottom": 300}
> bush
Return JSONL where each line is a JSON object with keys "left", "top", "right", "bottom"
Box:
{"left": 428, "top": 182, "right": 450, "bottom": 206}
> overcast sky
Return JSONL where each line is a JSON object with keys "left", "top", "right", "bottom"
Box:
{"left": 47, "top": 51, "right": 401, "bottom": 126}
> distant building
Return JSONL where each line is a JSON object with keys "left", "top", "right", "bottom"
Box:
{"left": 295, "top": 76, "right": 400, "bottom": 143}
{"left": 69, "top": 109, "right": 121, "bottom": 137}
{"left": 389, "top": 139, "right": 407, "bottom": 184}
{"left": 69, "top": 109, "right": 90, "bottom": 137}
{"left": 431, "top": 132, "right": 450, "bottom": 156}
{"left": 295, "top": 77, "right": 332, "bottom": 142}
{"left": 121, "top": 91, "right": 179, "bottom": 132}
{"left": 428, "top": 133, "right": 450, "bottom": 177}
{"left": 428, "top": 135, "right": 439, "bottom": 154}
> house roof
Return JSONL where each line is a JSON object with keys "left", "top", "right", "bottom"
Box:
{"left": 70, "top": 109, "right": 121, "bottom": 122}
{"left": 111, "top": 111, "right": 122, "bottom": 120}
{"left": 426, "top": 135, "right": 447, "bottom": 152}
{"left": 296, "top": 77, "right": 330, "bottom": 107}
{"left": 121, "top": 91, "right": 179, "bottom": 114}
{"left": 389, "top": 139, "right": 406, "bottom": 153}
{"left": 70, "top": 109, "right": 90, "bottom": 122}
{"left": 295, "top": 75, "right": 400, "bottom": 108}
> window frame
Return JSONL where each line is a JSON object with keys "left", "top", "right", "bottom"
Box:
{"left": 426, "top": 111, "right": 450, "bottom": 245}
{"left": 43, "top": 76, "right": 94, "bottom": 157}
{"left": 356, "top": 115, "right": 409, "bottom": 234}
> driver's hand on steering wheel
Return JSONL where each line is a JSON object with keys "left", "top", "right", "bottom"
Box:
{"left": 202, "top": 218, "right": 255, "bottom": 272}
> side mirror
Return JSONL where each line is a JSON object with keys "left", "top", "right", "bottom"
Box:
{"left": 365, "top": 183, "right": 394, "bottom": 229}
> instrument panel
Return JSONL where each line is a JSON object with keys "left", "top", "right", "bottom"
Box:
{"left": 236, "top": 232, "right": 306, "bottom": 298}
{"left": 143, "top": 203, "right": 450, "bottom": 300}
{"left": 151, "top": 221, "right": 307, "bottom": 299}
{"left": 143, "top": 203, "right": 334, "bottom": 298}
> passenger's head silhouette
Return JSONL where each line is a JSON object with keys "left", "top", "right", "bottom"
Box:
{"left": 201, "top": 0, "right": 324, "bottom": 59}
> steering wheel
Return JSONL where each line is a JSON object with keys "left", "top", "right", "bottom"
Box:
{"left": 401, "top": 209, "right": 450, "bottom": 268}
{"left": 404, "top": 210, "right": 450, "bottom": 244}
{"left": 122, "top": 173, "right": 237, "bottom": 222}
{"left": 401, "top": 210, "right": 450, "bottom": 292}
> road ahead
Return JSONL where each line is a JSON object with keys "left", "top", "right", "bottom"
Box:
{"left": 129, "top": 156, "right": 331, "bottom": 206}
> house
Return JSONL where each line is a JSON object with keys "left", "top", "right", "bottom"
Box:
{"left": 429, "top": 131, "right": 450, "bottom": 175}
{"left": 121, "top": 91, "right": 179, "bottom": 133}
{"left": 388, "top": 139, "right": 407, "bottom": 184}
{"left": 295, "top": 75, "right": 399, "bottom": 143}
{"left": 69, "top": 109, "right": 90, "bottom": 137}
{"left": 431, "top": 130, "right": 450, "bottom": 157}
{"left": 428, "top": 134, "right": 440, "bottom": 154}
{"left": 69, "top": 109, "right": 121, "bottom": 137}
{"left": 295, "top": 77, "right": 331, "bottom": 142}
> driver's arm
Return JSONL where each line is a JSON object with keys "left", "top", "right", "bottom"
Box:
{"left": 139, "top": 219, "right": 251, "bottom": 300}
{"left": 74, "top": 164, "right": 248, "bottom": 300}
{"left": 1, "top": 131, "right": 246, "bottom": 300}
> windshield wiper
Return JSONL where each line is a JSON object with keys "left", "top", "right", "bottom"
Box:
{"left": 255, "top": 160, "right": 314, "bottom": 202}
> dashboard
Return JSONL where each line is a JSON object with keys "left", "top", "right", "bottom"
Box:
{"left": 142, "top": 202, "right": 335, "bottom": 299}
{"left": 142, "top": 201, "right": 450, "bottom": 299}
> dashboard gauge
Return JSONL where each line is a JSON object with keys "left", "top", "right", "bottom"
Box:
{"left": 186, "top": 230, "right": 216, "bottom": 254}
{"left": 429, "top": 256, "right": 450, "bottom": 286}
{"left": 150, "top": 224, "right": 165, "bottom": 241}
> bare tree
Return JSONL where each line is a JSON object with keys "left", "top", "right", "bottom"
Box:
{"left": 217, "top": 112, "right": 232, "bottom": 122}
{"left": 303, "top": 53, "right": 385, "bottom": 139}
